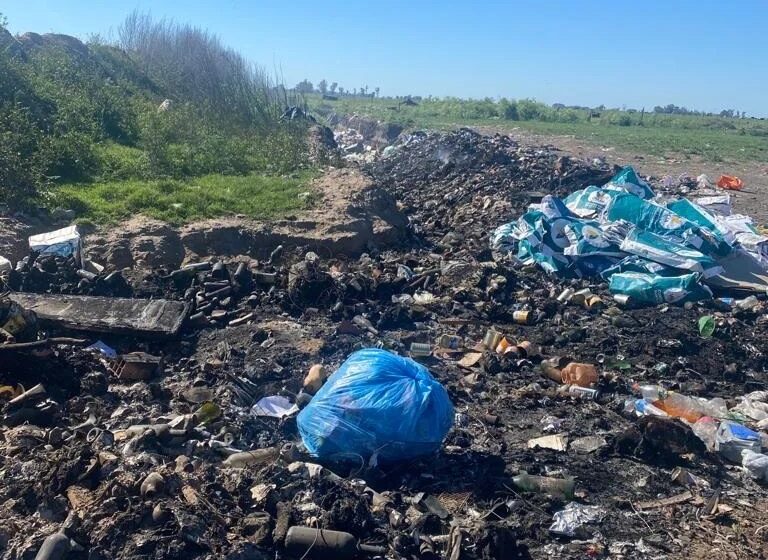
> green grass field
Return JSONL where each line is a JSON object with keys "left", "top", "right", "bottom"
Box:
{"left": 310, "top": 95, "right": 768, "bottom": 164}
{"left": 52, "top": 172, "right": 314, "bottom": 226}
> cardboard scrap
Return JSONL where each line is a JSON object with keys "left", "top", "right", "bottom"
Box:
{"left": 528, "top": 434, "right": 569, "bottom": 452}
{"left": 458, "top": 352, "right": 483, "bottom": 369}
{"left": 635, "top": 490, "right": 693, "bottom": 510}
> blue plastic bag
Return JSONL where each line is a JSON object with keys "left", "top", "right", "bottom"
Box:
{"left": 297, "top": 349, "right": 454, "bottom": 462}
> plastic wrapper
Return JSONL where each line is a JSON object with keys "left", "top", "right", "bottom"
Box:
{"left": 601, "top": 255, "right": 677, "bottom": 280}
{"left": 563, "top": 186, "right": 620, "bottom": 218}
{"left": 619, "top": 228, "right": 723, "bottom": 278}
{"left": 695, "top": 194, "right": 731, "bottom": 216}
{"left": 297, "top": 349, "right": 454, "bottom": 462}
{"left": 741, "top": 450, "right": 768, "bottom": 482}
{"left": 605, "top": 193, "right": 695, "bottom": 243}
{"left": 549, "top": 502, "right": 605, "bottom": 536}
{"left": 731, "top": 397, "right": 768, "bottom": 422}
{"left": 666, "top": 198, "right": 733, "bottom": 255}
{"left": 609, "top": 272, "right": 713, "bottom": 305}
{"left": 604, "top": 166, "right": 655, "bottom": 199}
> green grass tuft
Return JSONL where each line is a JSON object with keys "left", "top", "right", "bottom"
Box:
{"left": 52, "top": 172, "right": 315, "bottom": 225}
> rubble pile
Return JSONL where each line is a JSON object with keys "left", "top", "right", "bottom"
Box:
{"left": 367, "top": 129, "right": 616, "bottom": 254}
{"left": 1, "top": 129, "right": 768, "bottom": 560}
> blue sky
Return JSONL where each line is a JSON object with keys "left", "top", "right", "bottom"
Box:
{"left": 3, "top": 0, "right": 766, "bottom": 116}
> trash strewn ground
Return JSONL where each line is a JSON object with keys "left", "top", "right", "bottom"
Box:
{"left": 1, "top": 129, "right": 768, "bottom": 560}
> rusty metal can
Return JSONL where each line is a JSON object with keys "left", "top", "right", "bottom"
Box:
{"left": 516, "top": 340, "right": 539, "bottom": 358}
{"left": 513, "top": 310, "right": 530, "bottom": 324}
{"left": 483, "top": 329, "right": 502, "bottom": 350}
{"left": 584, "top": 295, "right": 603, "bottom": 310}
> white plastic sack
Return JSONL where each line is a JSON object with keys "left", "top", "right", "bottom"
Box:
{"left": 29, "top": 225, "right": 82, "bottom": 262}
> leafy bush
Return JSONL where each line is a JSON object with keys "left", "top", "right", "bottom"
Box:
{"left": 0, "top": 101, "right": 50, "bottom": 207}
{"left": 517, "top": 99, "right": 544, "bottom": 121}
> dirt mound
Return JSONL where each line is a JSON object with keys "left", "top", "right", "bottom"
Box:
{"left": 85, "top": 168, "right": 408, "bottom": 269}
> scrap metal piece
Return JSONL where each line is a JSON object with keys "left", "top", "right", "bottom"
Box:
{"left": 113, "top": 352, "right": 163, "bottom": 381}
{"left": 9, "top": 293, "right": 189, "bottom": 336}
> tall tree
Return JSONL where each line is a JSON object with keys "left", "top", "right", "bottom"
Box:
{"left": 329, "top": 82, "right": 338, "bottom": 94}
{"left": 294, "top": 79, "right": 314, "bottom": 94}
{"left": 318, "top": 79, "right": 328, "bottom": 95}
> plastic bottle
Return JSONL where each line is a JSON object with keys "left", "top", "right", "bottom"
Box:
{"left": 512, "top": 471, "right": 575, "bottom": 499}
{"left": 654, "top": 393, "right": 703, "bottom": 423}
{"left": 636, "top": 384, "right": 667, "bottom": 402}
{"left": 284, "top": 527, "right": 386, "bottom": 560}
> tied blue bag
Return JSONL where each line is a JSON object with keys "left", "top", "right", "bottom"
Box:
{"left": 297, "top": 349, "right": 454, "bottom": 462}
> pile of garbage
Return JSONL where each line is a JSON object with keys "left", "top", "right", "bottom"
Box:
{"left": 2, "top": 129, "right": 768, "bottom": 559}
{"left": 491, "top": 166, "right": 768, "bottom": 306}
{"left": 367, "top": 129, "right": 616, "bottom": 254}
{"left": 4, "top": 226, "right": 130, "bottom": 297}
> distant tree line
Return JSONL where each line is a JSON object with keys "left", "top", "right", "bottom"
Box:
{"left": 651, "top": 104, "right": 747, "bottom": 118}
{"left": 293, "top": 79, "right": 380, "bottom": 99}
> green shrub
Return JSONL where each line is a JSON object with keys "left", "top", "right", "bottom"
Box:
{"left": 0, "top": 101, "right": 50, "bottom": 207}
{"left": 94, "top": 142, "right": 151, "bottom": 180}
{"left": 499, "top": 98, "right": 519, "bottom": 120}
{"left": 517, "top": 98, "right": 543, "bottom": 121}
